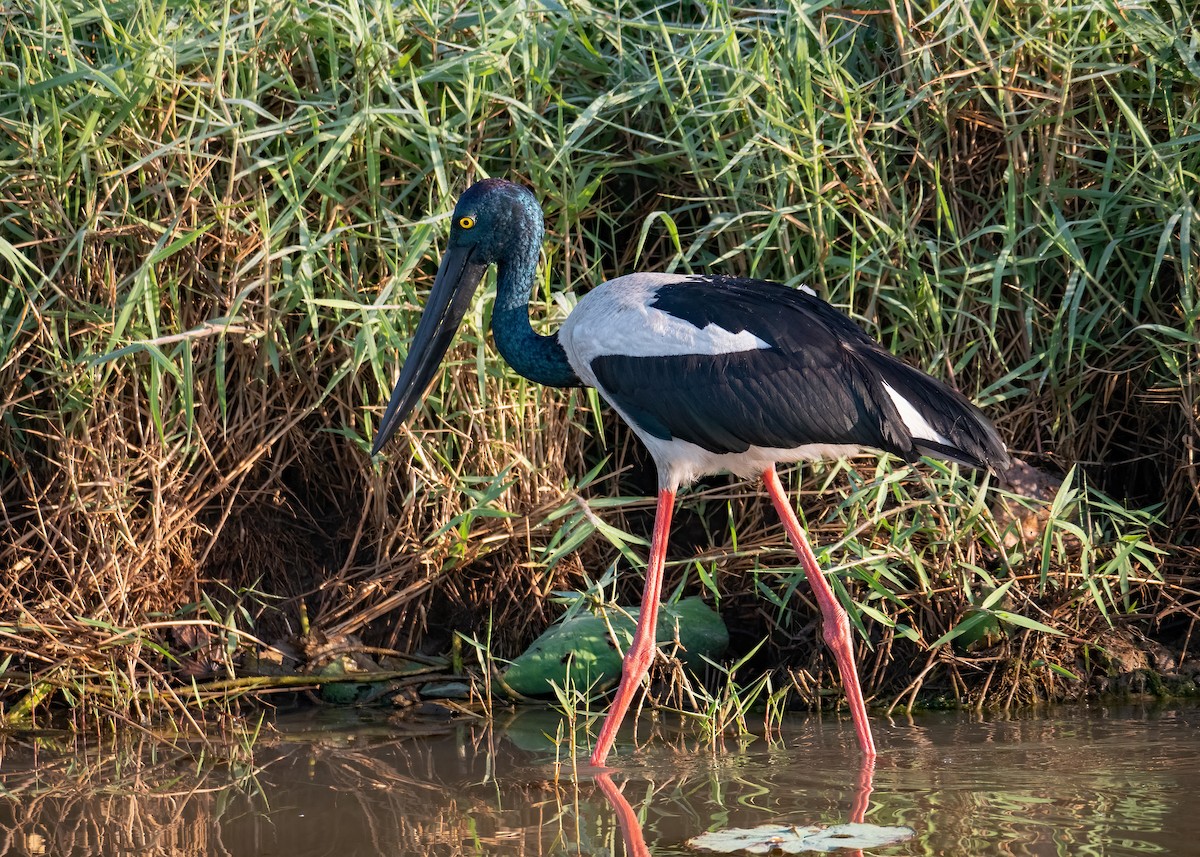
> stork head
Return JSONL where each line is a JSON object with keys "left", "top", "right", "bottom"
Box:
{"left": 370, "top": 179, "right": 540, "bottom": 455}
{"left": 444, "top": 178, "right": 543, "bottom": 265}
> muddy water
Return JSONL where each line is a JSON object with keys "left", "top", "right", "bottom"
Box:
{"left": 1, "top": 703, "right": 1198, "bottom": 856}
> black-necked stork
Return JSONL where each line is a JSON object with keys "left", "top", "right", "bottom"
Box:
{"left": 372, "top": 178, "right": 1011, "bottom": 767}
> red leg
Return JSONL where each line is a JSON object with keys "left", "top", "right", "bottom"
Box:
{"left": 590, "top": 488, "right": 676, "bottom": 767}
{"left": 763, "top": 466, "right": 877, "bottom": 758}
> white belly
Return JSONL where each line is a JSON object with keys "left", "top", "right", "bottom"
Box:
{"left": 635, "top": 429, "right": 862, "bottom": 489}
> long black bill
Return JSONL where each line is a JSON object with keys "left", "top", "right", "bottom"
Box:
{"left": 371, "top": 245, "right": 488, "bottom": 455}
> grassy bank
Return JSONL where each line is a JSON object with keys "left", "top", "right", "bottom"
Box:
{"left": 1, "top": 0, "right": 1196, "bottom": 726}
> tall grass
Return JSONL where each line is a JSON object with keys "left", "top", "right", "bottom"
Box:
{"left": 0, "top": 0, "right": 1195, "bottom": 722}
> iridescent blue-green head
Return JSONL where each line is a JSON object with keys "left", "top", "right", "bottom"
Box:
{"left": 371, "top": 179, "right": 546, "bottom": 455}
{"left": 448, "top": 178, "right": 544, "bottom": 266}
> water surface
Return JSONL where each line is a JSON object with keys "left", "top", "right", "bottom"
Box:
{"left": 2, "top": 703, "right": 1197, "bottom": 855}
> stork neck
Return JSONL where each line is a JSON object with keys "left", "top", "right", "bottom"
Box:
{"left": 491, "top": 251, "right": 580, "bottom": 388}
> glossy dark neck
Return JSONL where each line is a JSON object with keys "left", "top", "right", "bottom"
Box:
{"left": 490, "top": 225, "right": 581, "bottom": 389}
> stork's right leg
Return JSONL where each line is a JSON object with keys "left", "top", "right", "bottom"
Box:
{"left": 763, "top": 466, "right": 876, "bottom": 758}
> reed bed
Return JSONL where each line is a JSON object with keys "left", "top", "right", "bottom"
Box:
{"left": 0, "top": 0, "right": 1196, "bottom": 726}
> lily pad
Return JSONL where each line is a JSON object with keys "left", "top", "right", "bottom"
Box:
{"left": 316, "top": 656, "right": 386, "bottom": 704}
{"left": 420, "top": 681, "right": 472, "bottom": 699}
{"left": 688, "top": 823, "right": 915, "bottom": 854}
{"left": 503, "top": 596, "right": 728, "bottom": 697}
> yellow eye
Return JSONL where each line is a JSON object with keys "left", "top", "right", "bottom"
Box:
{"left": 458, "top": 215, "right": 476, "bottom": 230}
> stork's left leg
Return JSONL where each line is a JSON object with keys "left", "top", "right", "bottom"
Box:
{"left": 762, "top": 465, "right": 877, "bottom": 758}
{"left": 589, "top": 487, "right": 676, "bottom": 767}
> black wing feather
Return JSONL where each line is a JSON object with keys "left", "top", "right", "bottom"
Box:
{"left": 590, "top": 277, "right": 1009, "bottom": 472}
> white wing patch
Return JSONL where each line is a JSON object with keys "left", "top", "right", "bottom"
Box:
{"left": 883, "top": 382, "right": 951, "bottom": 445}
{"left": 560, "top": 273, "right": 772, "bottom": 384}
{"left": 612, "top": 319, "right": 768, "bottom": 358}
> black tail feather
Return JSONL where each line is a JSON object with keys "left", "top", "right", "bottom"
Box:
{"left": 864, "top": 353, "right": 1011, "bottom": 474}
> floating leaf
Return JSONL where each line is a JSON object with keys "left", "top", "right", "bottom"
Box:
{"left": 503, "top": 597, "right": 728, "bottom": 696}
{"left": 688, "top": 823, "right": 915, "bottom": 854}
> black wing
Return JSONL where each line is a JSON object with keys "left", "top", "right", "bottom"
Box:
{"left": 590, "top": 277, "right": 1009, "bottom": 472}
